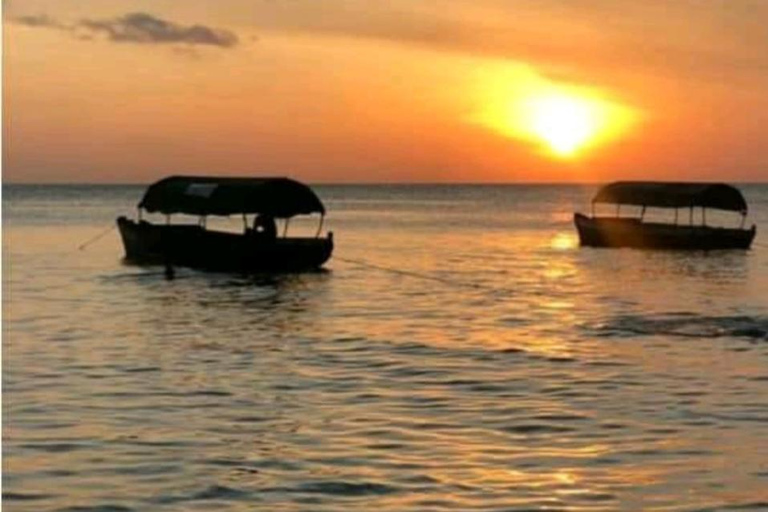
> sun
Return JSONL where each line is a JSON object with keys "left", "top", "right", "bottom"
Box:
{"left": 526, "top": 95, "right": 598, "bottom": 156}
{"left": 516, "top": 91, "right": 636, "bottom": 159}
{"left": 472, "top": 64, "right": 639, "bottom": 159}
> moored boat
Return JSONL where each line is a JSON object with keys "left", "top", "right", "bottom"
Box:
{"left": 117, "top": 176, "right": 333, "bottom": 272}
{"left": 574, "top": 182, "right": 756, "bottom": 250}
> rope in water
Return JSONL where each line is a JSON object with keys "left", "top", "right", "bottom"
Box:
{"left": 78, "top": 224, "right": 117, "bottom": 251}
{"left": 335, "top": 256, "right": 493, "bottom": 290}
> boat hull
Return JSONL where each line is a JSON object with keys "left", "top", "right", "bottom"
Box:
{"left": 574, "top": 213, "right": 756, "bottom": 250}
{"left": 117, "top": 217, "right": 333, "bottom": 272}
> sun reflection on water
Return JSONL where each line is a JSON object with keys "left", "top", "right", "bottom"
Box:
{"left": 550, "top": 232, "right": 578, "bottom": 251}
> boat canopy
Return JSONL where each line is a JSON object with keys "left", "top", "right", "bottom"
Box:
{"left": 138, "top": 176, "right": 326, "bottom": 217}
{"left": 592, "top": 182, "right": 748, "bottom": 214}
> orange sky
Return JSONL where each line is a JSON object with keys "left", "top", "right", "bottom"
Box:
{"left": 4, "top": 0, "right": 768, "bottom": 183}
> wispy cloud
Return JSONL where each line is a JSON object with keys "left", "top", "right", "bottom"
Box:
{"left": 12, "top": 12, "right": 239, "bottom": 49}
{"left": 13, "top": 14, "right": 66, "bottom": 29}
{"left": 80, "top": 12, "right": 238, "bottom": 47}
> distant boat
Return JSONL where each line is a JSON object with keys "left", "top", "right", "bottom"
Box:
{"left": 117, "top": 176, "right": 333, "bottom": 272}
{"left": 574, "top": 182, "right": 756, "bottom": 250}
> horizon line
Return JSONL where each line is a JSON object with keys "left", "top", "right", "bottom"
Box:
{"left": 5, "top": 180, "right": 768, "bottom": 186}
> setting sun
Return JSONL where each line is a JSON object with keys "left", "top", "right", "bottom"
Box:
{"left": 473, "top": 64, "right": 640, "bottom": 160}
{"left": 526, "top": 95, "right": 599, "bottom": 156}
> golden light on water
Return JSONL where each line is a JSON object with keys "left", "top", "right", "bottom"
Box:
{"left": 473, "top": 64, "right": 640, "bottom": 159}
{"left": 549, "top": 232, "right": 578, "bottom": 250}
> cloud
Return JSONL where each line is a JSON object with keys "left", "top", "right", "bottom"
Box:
{"left": 80, "top": 12, "right": 238, "bottom": 48}
{"left": 13, "top": 14, "right": 67, "bottom": 30}
{"left": 12, "top": 11, "right": 238, "bottom": 48}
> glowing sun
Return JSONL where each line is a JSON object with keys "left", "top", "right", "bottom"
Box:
{"left": 473, "top": 65, "right": 640, "bottom": 159}
{"left": 526, "top": 95, "right": 598, "bottom": 156}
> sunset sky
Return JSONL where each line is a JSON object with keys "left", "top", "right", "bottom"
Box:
{"left": 4, "top": 0, "right": 768, "bottom": 183}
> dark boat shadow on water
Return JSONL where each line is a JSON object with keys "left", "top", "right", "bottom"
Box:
{"left": 96, "top": 263, "right": 338, "bottom": 349}
{"left": 107, "top": 259, "right": 331, "bottom": 283}
{"left": 577, "top": 246, "right": 753, "bottom": 283}
{"left": 101, "top": 261, "right": 334, "bottom": 313}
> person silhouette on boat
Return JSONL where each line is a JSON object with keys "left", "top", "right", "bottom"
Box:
{"left": 252, "top": 214, "right": 277, "bottom": 239}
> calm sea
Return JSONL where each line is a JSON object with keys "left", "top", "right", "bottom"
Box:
{"left": 4, "top": 184, "right": 768, "bottom": 511}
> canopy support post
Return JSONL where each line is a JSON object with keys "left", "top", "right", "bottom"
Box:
{"left": 640, "top": 205, "right": 646, "bottom": 221}
{"left": 242, "top": 214, "right": 248, "bottom": 232}
{"left": 315, "top": 214, "right": 325, "bottom": 238}
{"left": 283, "top": 218, "right": 290, "bottom": 238}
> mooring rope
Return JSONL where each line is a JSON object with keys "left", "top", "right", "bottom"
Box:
{"left": 78, "top": 224, "right": 117, "bottom": 251}
{"left": 335, "top": 256, "right": 493, "bottom": 291}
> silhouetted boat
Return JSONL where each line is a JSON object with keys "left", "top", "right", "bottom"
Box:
{"left": 574, "top": 182, "right": 756, "bottom": 250}
{"left": 117, "top": 176, "right": 333, "bottom": 272}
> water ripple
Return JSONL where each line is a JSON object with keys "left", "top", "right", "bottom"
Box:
{"left": 5, "top": 185, "right": 768, "bottom": 511}
{"left": 588, "top": 313, "right": 768, "bottom": 341}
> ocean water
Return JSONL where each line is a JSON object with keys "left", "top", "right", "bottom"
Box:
{"left": 4, "top": 184, "right": 768, "bottom": 512}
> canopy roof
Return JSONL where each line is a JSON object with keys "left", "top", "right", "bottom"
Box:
{"left": 138, "top": 176, "right": 325, "bottom": 217}
{"left": 592, "top": 182, "right": 748, "bottom": 213}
